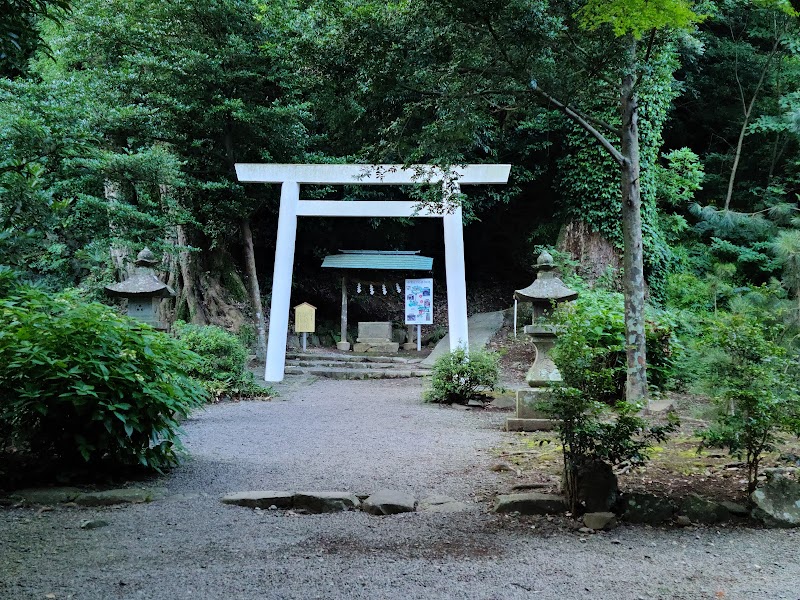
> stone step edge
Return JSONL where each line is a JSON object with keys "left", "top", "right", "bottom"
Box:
{"left": 287, "top": 360, "right": 431, "bottom": 370}
{"left": 286, "top": 352, "right": 425, "bottom": 364}
{"left": 284, "top": 366, "right": 429, "bottom": 379}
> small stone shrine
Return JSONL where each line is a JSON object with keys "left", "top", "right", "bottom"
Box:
{"left": 105, "top": 248, "right": 175, "bottom": 330}
{"left": 353, "top": 321, "right": 399, "bottom": 354}
{"left": 506, "top": 251, "right": 578, "bottom": 432}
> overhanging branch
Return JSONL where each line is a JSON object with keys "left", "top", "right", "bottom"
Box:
{"left": 529, "top": 84, "right": 624, "bottom": 166}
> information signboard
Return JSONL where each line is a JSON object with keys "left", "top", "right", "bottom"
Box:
{"left": 404, "top": 278, "right": 433, "bottom": 325}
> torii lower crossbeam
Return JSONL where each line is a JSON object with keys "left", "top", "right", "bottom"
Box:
{"left": 235, "top": 163, "right": 511, "bottom": 382}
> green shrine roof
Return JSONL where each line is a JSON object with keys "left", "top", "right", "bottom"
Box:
{"left": 321, "top": 250, "right": 433, "bottom": 271}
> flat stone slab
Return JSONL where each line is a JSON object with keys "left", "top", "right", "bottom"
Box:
{"left": 493, "top": 493, "right": 567, "bottom": 515}
{"left": 75, "top": 488, "right": 153, "bottom": 507}
{"left": 353, "top": 342, "right": 399, "bottom": 354}
{"left": 505, "top": 418, "right": 555, "bottom": 432}
{"left": 418, "top": 495, "right": 470, "bottom": 514}
{"left": 357, "top": 321, "right": 392, "bottom": 342}
{"left": 362, "top": 490, "right": 417, "bottom": 515}
{"left": 294, "top": 491, "right": 360, "bottom": 513}
{"left": 221, "top": 491, "right": 294, "bottom": 509}
{"left": 8, "top": 487, "right": 83, "bottom": 505}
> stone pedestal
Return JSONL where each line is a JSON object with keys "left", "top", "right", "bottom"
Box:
{"left": 523, "top": 325, "right": 562, "bottom": 387}
{"left": 336, "top": 341, "right": 351, "bottom": 351}
{"left": 505, "top": 327, "right": 560, "bottom": 432}
{"left": 353, "top": 321, "right": 399, "bottom": 353}
{"left": 402, "top": 325, "right": 418, "bottom": 351}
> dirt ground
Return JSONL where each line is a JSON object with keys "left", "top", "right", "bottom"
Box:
{"left": 488, "top": 325, "right": 800, "bottom": 506}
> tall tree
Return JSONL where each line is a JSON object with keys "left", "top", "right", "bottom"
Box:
{"left": 300, "top": 0, "right": 701, "bottom": 401}
{"left": 29, "top": 0, "right": 309, "bottom": 329}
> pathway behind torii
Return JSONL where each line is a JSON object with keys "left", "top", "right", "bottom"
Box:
{"left": 422, "top": 310, "right": 505, "bottom": 366}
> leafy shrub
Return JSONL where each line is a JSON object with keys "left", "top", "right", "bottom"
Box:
{"left": 172, "top": 321, "right": 266, "bottom": 400}
{"left": 541, "top": 387, "right": 678, "bottom": 512}
{"left": 0, "top": 286, "right": 207, "bottom": 470}
{"left": 697, "top": 313, "right": 800, "bottom": 492}
{"left": 425, "top": 348, "right": 499, "bottom": 404}
{"left": 551, "top": 288, "right": 679, "bottom": 403}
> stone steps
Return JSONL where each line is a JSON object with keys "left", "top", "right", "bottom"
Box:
{"left": 284, "top": 365, "right": 430, "bottom": 380}
{"left": 284, "top": 350, "right": 431, "bottom": 379}
{"left": 286, "top": 352, "right": 424, "bottom": 365}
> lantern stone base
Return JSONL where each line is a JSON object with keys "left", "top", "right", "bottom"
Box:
{"left": 336, "top": 341, "right": 351, "bottom": 351}
{"left": 505, "top": 388, "right": 557, "bottom": 431}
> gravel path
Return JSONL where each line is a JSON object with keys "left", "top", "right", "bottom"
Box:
{"left": 2, "top": 378, "right": 799, "bottom": 600}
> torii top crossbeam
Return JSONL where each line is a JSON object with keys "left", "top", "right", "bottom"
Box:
{"left": 236, "top": 163, "right": 510, "bottom": 185}
{"left": 236, "top": 163, "right": 511, "bottom": 382}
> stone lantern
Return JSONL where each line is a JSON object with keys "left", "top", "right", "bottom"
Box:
{"left": 105, "top": 248, "right": 176, "bottom": 330}
{"left": 506, "top": 251, "right": 578, "bottom": 432}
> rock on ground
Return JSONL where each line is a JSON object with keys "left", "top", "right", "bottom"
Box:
{"left": 680, "top": 494, "right": 729, "bottom": 525}
{"left": 751, "top": 472, "right": 800, "bottom": 528}
{"left": 293, "top": 491, "right": 360, "bottom": 513}
{"left": 493, "top": 493, "right": 567, "bottom": 515}
{"left": 220, "top": 491, "right": 294, "bottom": 509}
{"left": 362, "top": 490, "right": 417, "bottom": 515}
{"left": 620, "top": 493, "right": 675, "bottom": 525}
{"left": 583, "top": 512, "right": 617, "bottom": 531}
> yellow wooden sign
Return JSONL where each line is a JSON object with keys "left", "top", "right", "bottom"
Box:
{"left": 294, "top": 302, "right": 316, "bottom": 333}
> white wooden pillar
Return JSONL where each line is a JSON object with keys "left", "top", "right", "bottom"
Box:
{"left": 264, "top": 181, "right": 299, "bottom": 382}
{"left": 443, "top": 183, "right": 469, "bottom": 351}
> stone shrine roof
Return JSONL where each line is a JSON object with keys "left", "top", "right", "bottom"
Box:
{"left": 322, "top": 250, "right": 432, "bottom": 271}
{"left": 105, "top": 269, "right": 176, "bottom": 298}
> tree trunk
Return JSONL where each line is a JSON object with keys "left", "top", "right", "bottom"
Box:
{"left": 104, "top": 180, "right": 129, "bottom": 281}
{"left": 241, "top": 219, "right": 267, "bottom": 360}
{"left": 724, "top": 36, "right": 780, "bottom": 210}
{"left": 177, "top": 223, "right": 206, "bottom": 324}
{"left": 620, "top": 40, "right": 648, "bottom": 402}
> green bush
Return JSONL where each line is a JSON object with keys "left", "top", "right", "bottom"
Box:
{"left": 540, "top": 387, "right": 678, "bottom": 512}
{"left": 172, "top": 321, "right": 264, "bottom": 400}
{"left": 697, "top": 313, "right": 800, "bottom": 493}
{"left": 0, "top": 286, "right": 207, "bottom": 470}
{"left": 425, "top": 348, "right": 499, "bottom": 404}
{"left": 551, "top": 288, "right": 679, "bottom": 403}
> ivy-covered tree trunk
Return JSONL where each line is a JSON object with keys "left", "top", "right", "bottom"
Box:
{"left": 620, "top": 39, "right": 648, "bottom": 402}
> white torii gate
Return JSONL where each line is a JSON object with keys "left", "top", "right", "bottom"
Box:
{"left": 235, "top": 163, "right": 511, "bottom": 382}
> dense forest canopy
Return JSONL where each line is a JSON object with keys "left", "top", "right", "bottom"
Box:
{"left": 1, "top": 0, "right": 799, "bottom": 391}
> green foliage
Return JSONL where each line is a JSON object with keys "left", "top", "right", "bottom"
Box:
{"left": 578, "top": 0, "right": 703, "bottom": 39}
{"left": 551, "top": 288, "right": 679, "bottom": 403}
{"left": 172, "top": 321, "right": 265, "bottom": 401}
{"left": 697, "top": 313, "right": 800, "bottom": 492}
{"left": 0, "top": 285, "right": 207, "bottom": 470}
{"left": 540, "top": 386, "right": 678, "bottom": 511}
{"left": 0, "top": 0, "right": 71, "bottom": 77}
{"left": 424, "top": 348, "right": 499, "bottom": 405}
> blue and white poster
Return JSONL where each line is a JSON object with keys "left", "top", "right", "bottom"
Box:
{"left": 405, "top": 278, "right": 433, "bottom": 325}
